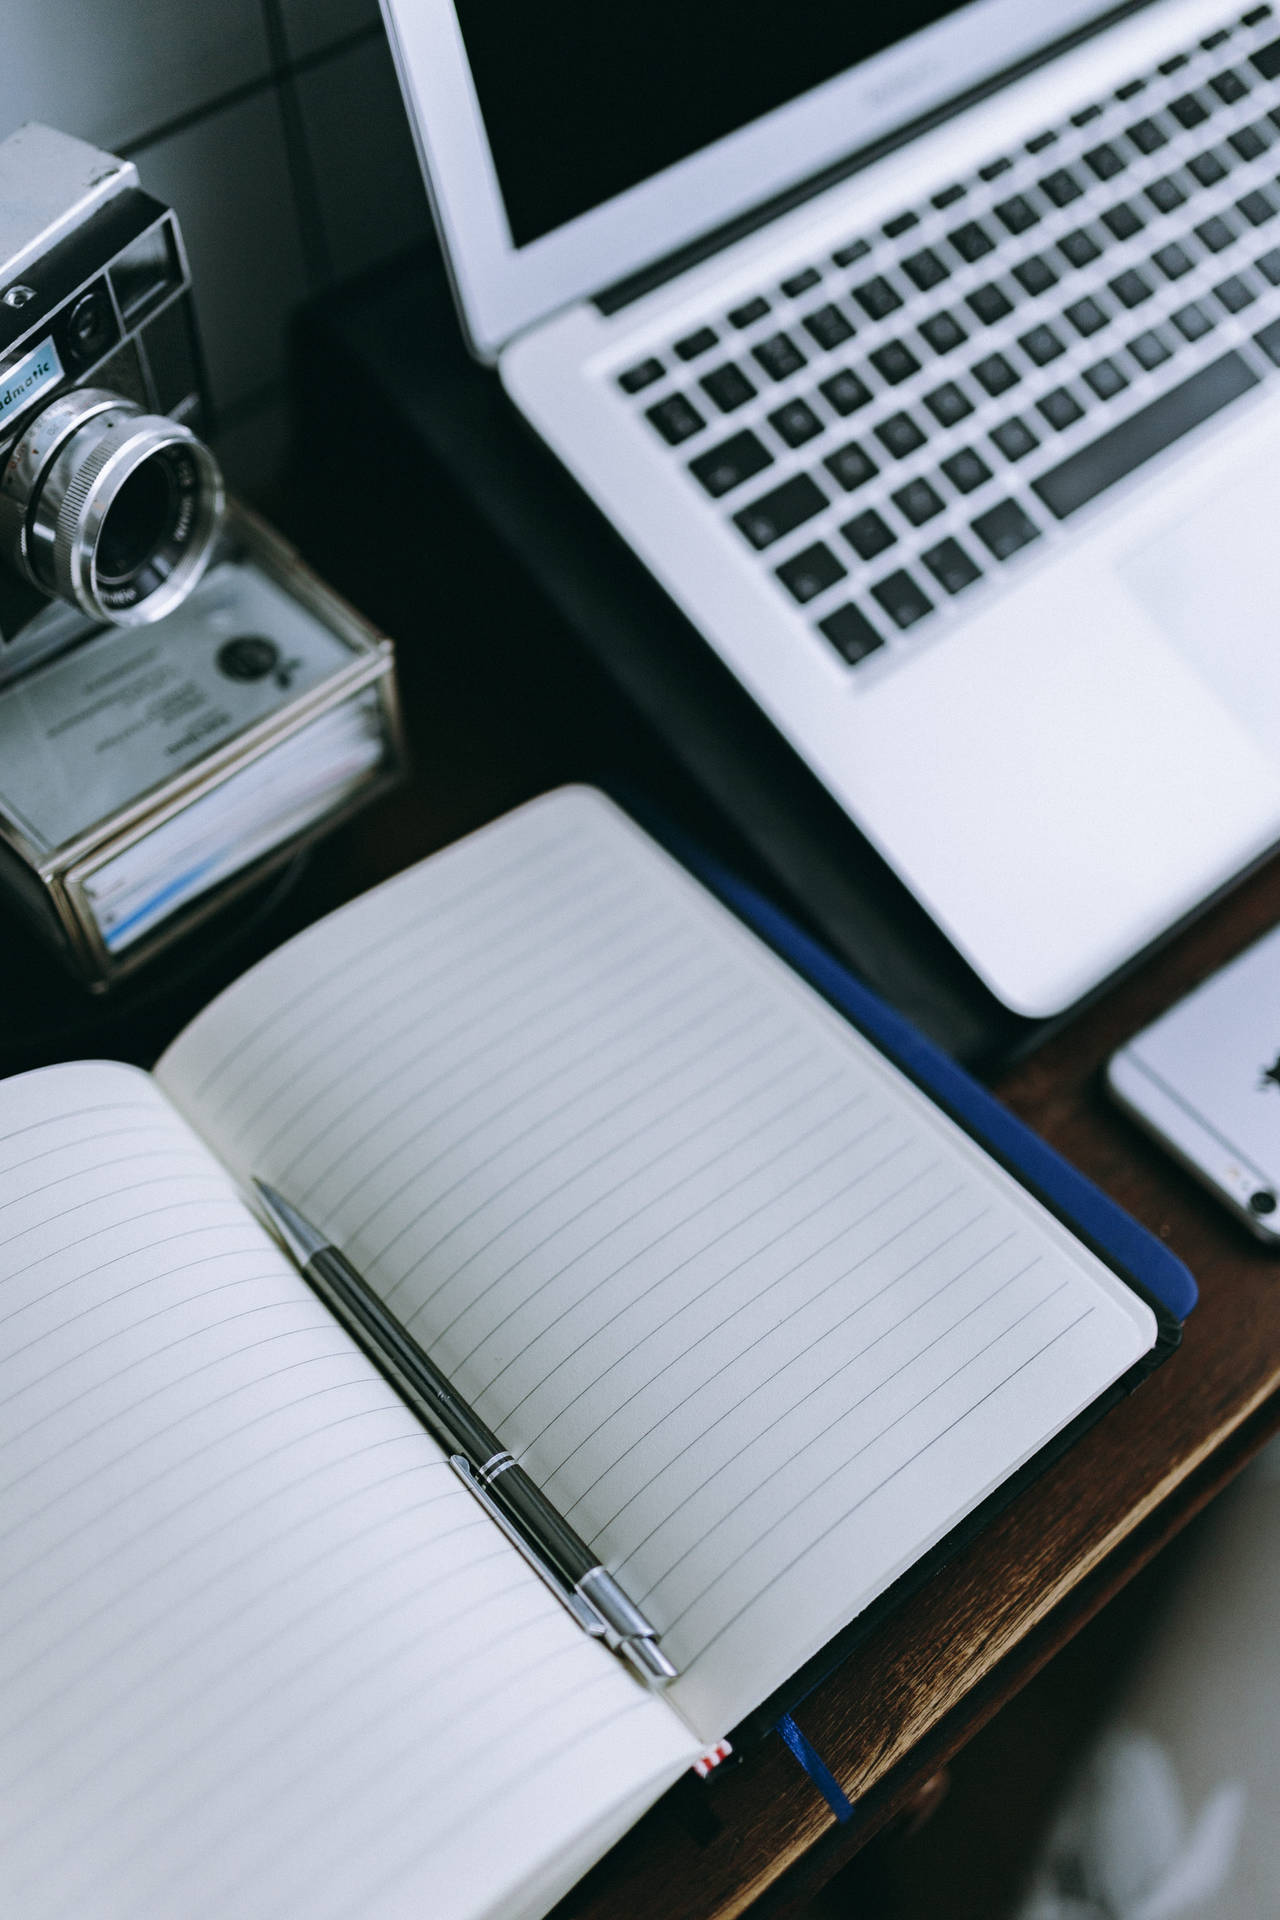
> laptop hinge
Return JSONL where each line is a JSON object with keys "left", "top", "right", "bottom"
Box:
{"left": 593, "top": 0, "right": 1156, "bottom": 316}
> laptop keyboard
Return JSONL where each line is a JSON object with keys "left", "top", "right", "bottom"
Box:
{"left": 613, "top": 4, "right": 1280, "bottom": 672}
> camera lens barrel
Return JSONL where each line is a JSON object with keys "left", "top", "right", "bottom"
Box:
{"left": 0, "top": 387, "right": 224, "bottom": 627}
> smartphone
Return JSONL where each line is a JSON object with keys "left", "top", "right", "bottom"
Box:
{"left": 1106, "top": 923, "right": 1280, "bottom": 1246}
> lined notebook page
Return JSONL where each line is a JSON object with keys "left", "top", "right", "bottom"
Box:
{"left": 159, "top": 789, "right": 1157, "bottom": 1740}
{"left": 0, "top": 1060, "right": 695, "bottom": 1920}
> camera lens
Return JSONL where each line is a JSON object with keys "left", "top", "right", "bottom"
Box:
{"left": 1250, "top": 1189, "right": 1277, "bottom": 1216}
{"left": 94, "top": 455, "right": 177, "bottom": 585}
{"left": 0, "top": 387, "right": 223, "bottom": 626}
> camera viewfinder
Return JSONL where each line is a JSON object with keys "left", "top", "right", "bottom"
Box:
{"left": 109, "top": 219, "right": 180, "bottom": 324}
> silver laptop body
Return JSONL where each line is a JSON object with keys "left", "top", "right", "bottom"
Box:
{"left": 380, "top": 0, "right": 1280, "bottom": 1018}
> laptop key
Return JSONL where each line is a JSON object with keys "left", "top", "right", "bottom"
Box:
{"left": 841, "top": 507, "right": 897, "bottom": 559}
{"left": 780, "top": 266, "right": 821, "bottom": 297}
{"left": 775, "top": 541, "right": 847, "bottom": 604}
{"left": 674, "top": 327, "right": 718, "bottom": 361}
{"left": 619, "top": 357, "right": 664, "bottom": 393}
{"left": 1083, "top": 356, "right": 1130, "bottom": 399}
{"left": 994, "top": 194, "right": 1041, "bottom": 234}
{"left": 1229, "top": 122, "right": 1272, "bottom": 161}
{"left": 1014, "top": 253, "right": 1060, "bottom": 295}
{"left": 802, "top": 303, "right": 855, "bottom": 349}
{"left": 870, "top": 340, "right": 922, "bottom": 385}
{"left": 831, "top": 237, "right": 871, "bottom": 268}
{"left": 1032, "top": 350, "right": 1260, "bottom": 519}
{"left": 1255, "top": 315, "right": 1280, "bottom": 361}
{"left": 1102, "top": 201, "right": 1146, "bottom": 240}
{"left": 688, "top": 428, "right": 773, "bottom": 496}
{"left": 824, "top": 440, "right": 879, "bottom": 490}
{"left": 1128, "top": 327, "right": 1174, "bottom": 370}
{"left": 875, "top": 411, "right": 928, "bottom": 458}
{"left": 1110, "top": 268, "right": 1154, "bottom": 308}
{"left": 1065, "top": 295, "right": 1111, "bottom": 337}
{"left": 1188, "top": 148, "right": 1230, "bottom": 186}
{"left": 1256, "top": 245, "right": 1280, "bottom": 282}
{"left": 970, "top": 498, "right": 1042, "bottom": 559}
{"left": 923, "top": 380, "right": 975, "bottom": 426}
{"left": 852, "top": 275, "right": 904, "bottom": 320}
{"left": 882, "top": 210, "right": 919, "bottom": 239}
{"left": 1238, "top": 187, "right": 1278, "bottom": 225}
{"left": 1019, "top": 323, "right": 1067, "bottom": 366}
{"left": 1168, "top": 92, "right": 1212, "bottom": 128}
{"left": 1171, "top": 299, "right": 1216, "bottom": 340}
{"left": 1084, "top": 142, "right": 1127, "bottom": 180}
{"left": 921, "top": 537, "right": 983, "bottom": 594}
{"left": 1126, "top": 116, "right": 1169, "bottom": 154}
{"left": 727, "top": 295, "right": 770, "bottom": 328}
{"left": 752, "top": 333, "right": 807, "bottom": 380}
{"left": 701, "top": 363, "right": 757, "bottom": 411}
{"left": 1040, "top": 167, "right": 1085, "bottom": 206}
{"left": 1037, "top": 386, "right": 1086, "bottom": 429}
{"left": 967, "top": 282, "right": 1015, "bottom": 325}
{"left": 733, "top": 473, "right": 827, "bottom": 548}
{"left": 1196, "top": 213, "right": 1238, "bottom": 252}
{"left": 872, "top": 569, "right": 934, "bottom": 629}
{"left": 1253, "top": 34, "right": 1280, "bottom": 80}
{"left": 1213, "top": 272, "right": 1258, "bottom": 311}
{"left": 990, "top": 416, "right": 1040, "bottom": 461}
{"left": 646, "top": 392, "right": 705, "bottom": 443}
{"left": 1145, "top": 176, "right": 1187, "bottom": 214}
{"left": 948, "top": 220, "right": 997, "bottom": 262}
{"left": 973, "top": 352, "right": 1020, "bottom": 395}
{"left": 932, "top": 182, "right": 967, "bottom": 209}
{"left": 902, "top": 247, "right": 951, "bottom": 291}
{"left": 1209, "top": 66, "right": 1251, "bottom": 102}
{"left": 891, "top": 477, "right": 946, "bottom": 525}
{"left": 919, "top": 310, "right": 969, "bottom": 353}
{"left": 819, "top": 369, "right": 873, "bottom": 414}
{"left": 1060, "top": 228, "right": 1104, "bottom": 268}
{"left": 940, "top": 446, "right": 994, "bottom": 494}
{"left": 818, "top": 603, "right": 883, "bottom": 665}
{"left": 1026, "top": 129, "right": 1058, "bottom": 153}
{"left": 1153, "top": 241, "right": 1196, "bottom": 280}
{"left": 769, "top": 399, "right": 824, "bottom": 447}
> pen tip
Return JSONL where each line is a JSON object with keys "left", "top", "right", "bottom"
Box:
{"left": 250, "top": 1178, "right": 328, "bottom": 1265}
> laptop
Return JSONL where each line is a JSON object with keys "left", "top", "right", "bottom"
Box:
{"left": 378, "top": 0, "right": 1280, "bottom": 1019}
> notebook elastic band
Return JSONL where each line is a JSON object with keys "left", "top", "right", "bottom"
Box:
{"left": 776, "top": 1713, "right": 855, "bottom": 1822}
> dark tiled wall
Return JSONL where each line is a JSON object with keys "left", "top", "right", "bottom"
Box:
{"left": 3, "top": 0, "right": 433, "bottom": 503}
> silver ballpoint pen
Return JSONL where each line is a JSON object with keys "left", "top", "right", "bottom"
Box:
{"left": 252, "top": 1179, "right": 677, "bottom": 1688}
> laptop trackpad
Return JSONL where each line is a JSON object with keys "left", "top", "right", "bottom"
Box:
{"left": 1119, "top": 453, "right": 1280, "bottom": 753}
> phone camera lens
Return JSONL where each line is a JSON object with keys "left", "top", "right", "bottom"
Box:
{"left": 1249, "top": 1189, "right": 1277, "bottom": 1216}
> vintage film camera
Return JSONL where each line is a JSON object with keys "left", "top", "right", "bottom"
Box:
{"left": 0, "top": 122, "right": 224, "bottom": 680}
{"left": 0, "top": 125, "right": 401, "bottom": 988}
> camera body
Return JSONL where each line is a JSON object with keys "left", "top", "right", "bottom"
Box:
{"left": 0, "top": 123, "right": 223, "bottom": 683}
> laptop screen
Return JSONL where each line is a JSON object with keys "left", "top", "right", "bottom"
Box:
{"left": 385, "top": 0, "right": 1124, "bottom": 354}
{"left": 453, "top": 2, "right": 973, "bottom": 249}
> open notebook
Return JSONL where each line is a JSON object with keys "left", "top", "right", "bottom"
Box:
{"left": 0, "top": 789, "right": 1176, "bottom": 1920}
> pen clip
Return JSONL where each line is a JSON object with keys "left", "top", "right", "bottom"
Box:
{"left": 448, "top": 1455, "right": 607, "bottom": 1639}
